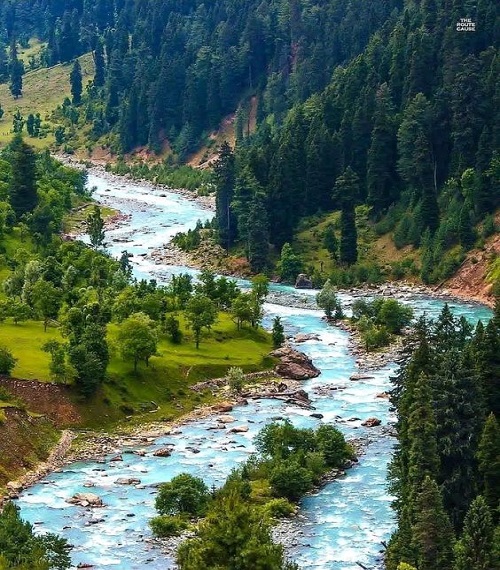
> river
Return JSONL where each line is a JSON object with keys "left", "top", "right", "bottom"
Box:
{"left": 15, "top": 171, "right": 492, "bottom": 570}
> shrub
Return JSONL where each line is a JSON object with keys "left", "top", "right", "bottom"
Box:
{"left": 150, "top": 515, "right": 188, "bottom": 537}
{"left": 227, "top": 366, "right": 245, "bottom": 393}
{"left": 262, "top": 498, "right": 296, "bottom": 519}
{"left": 155, "top": 473, "right": 210, "bottom": 517}
{"left": 0, "top": 346, "right": 17, "bottom": 375}
{"left": 269, "top": 460, "right": 313, "bottom": 501}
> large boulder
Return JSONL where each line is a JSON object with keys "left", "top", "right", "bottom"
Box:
{"left": 153, "top": 447, "right": 172, "bottom": 457}
{"left": 361, "top": 417, "right": 381, "bottom": 427}
{"left": 294, "top": 274, "right": 313, "bottom": 289}
{"left": 67, "top": 493, "right": 104, "bottom": 508}
{"left": 271, "top": 347, "right": 321, "bottom": 380}
{"left": 228, "top": 425, "right": 249, "bottom": 434}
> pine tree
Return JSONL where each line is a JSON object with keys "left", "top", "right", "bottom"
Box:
{"left": 272, "top": 316, "right": 285, "bottom": 348}
{"left": 70, "top": 59, "right": 83, "bottom": 106}
{"left": 335, "top": 167, "right": 359, "bottom": 266}
{"left": 9, "top": 42, "right": 23, "bottom": 99}
{"left": 214, "top": 142, "right": 236, "bottom": 250}
{"left": 477, "top": 413, "right": 500, "bottom": 519}
{"left": 339, "top": 201, "right": 358, "bottom": 266}
{"left": 246, "top": 193, "right": 269, "bottom": 272}
{"left": 86, "top": 206, "right": 105, "bottom": 249}
{"left": 93, "top": 40, "right": 105, "bottom": 87}
{"left": 8, "top": 135, "right": 37, "bottom": 219}
{"left": 323, "top": 224, "right": 339, "bottom": 261}
{"left": 453, "top": 496, "right": 495, "bottom": 570}
{"left": 412, "top": 476, "right": 454, "bottom": 570}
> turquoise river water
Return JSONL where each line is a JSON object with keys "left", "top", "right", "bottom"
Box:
{"left": 15, "top": 172, "right": 492, "bottom": 569}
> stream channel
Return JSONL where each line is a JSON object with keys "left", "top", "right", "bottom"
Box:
{"left": 15, "top": 171, "right": 492, "bottom": 570}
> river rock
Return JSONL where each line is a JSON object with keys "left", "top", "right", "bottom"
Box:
{"left": 67, "top": 493, "right": 104, "bottom": 508}
{"left": 310, "top": 413, "right": 324, "bottom": 419}
{"left": 271, "top": 347, "right": 321, "bottom": 380}
{"left": 376, "top": 392, "right": 390, "bottom": 399}
{"left": 153, "top": 448, "right": 172, "bottom": 457}
{"left": 349, "top": 373, "right": 374, "bottom": 381}
{"left": 217, "top": 415, "right": 236, "bottom": 424}
{"left": 212, "top": 402, "right": 233, "bottom": 413}
{"left": 115, "top": 478, "right": 141, "bottom": 486}
{"left": 294, "top": 274, "right": 313, "bottom": 289}
{"left": 228, "top": 425, "right": 249, "bottom": 434}
{"left": 110, "top": 455, "right": 123, "bottom": 462}
{"left": 294, "top": 333, "right": 320, "bottom": 343}
{"left": 361, "top": 417, "right": 382, "bottom": 427}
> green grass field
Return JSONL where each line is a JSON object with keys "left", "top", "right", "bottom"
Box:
{"left": 0, "top": 311, "right": 273, "bottom": 427}
{"left": 0, "top": 52, "right": 95, "bottom": 148}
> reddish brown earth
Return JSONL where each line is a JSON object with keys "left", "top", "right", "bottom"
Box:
{"left": 441, "top": 232, "right": 500, "bottom": 308}
{"left": 0, "top": 376, "right": 82, "bottom": 427}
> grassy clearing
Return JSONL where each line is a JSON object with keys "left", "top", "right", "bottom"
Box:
{"left": 63, "top": 200, "right": 117, "bottom": 233}
{"left": 0, "top": 312, "right": 273, "bottom": 428}
{"left": 0, "top": 52, "right": 94, "bottom": 148}
{"left": 0, "top": 320, "right": 61, "bottom": 381}
{"left": 294, "top": 207, "right": 419, "bottom": 277}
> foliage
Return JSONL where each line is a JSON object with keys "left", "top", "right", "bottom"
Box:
{"left": 271, "top": 316, "right": 285, "bottom": 348}
{"left": 150, "top": 515, "right": 189, "bottom": 538}
{"left": 185, "top": 294, "right": 218, "bottom": 348}
{"left": 117, "top": 312, "right": 158, "bottom": 372}
{"left": 261, "top": 498, "right": 296, "bottom": 519}
{"left": 86, "top": 205, "right": 105, "bottom": 249}
{"left": 0, "top": 501, "right": 71, "bottom": 569}
{"left": 227, "top": 366, "right": 245, "bottom": 394}
{"left": 0, "top": 345, "right": 17, "bottom": 375}
{"left": 155, "top": 474, "right": 210, "bottom": 518}
{"left": 316, "top": 280, "right": 343, "bottom": 320}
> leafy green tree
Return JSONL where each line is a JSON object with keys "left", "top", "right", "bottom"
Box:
{"left": 0, "top": 346, "right": 16, "bottom": 375}
{"left": 277, "top": 243, "right": 302, "bottom": 283}
{"left": 316, "top": 280, "right": 343, "bottom": 320}
{"left": 377, "top": 299, "right": 414, "bottom": 334}
{"left": 269, "top": 460, "right": 314, "bottom": 502}
{"left": 254, "top": 420, "right": 316, "bottom": 460}
{"left": 315, "top": 424, "right": 350, "bottom": 467}
{"left": 165, "top": 315, "right": 182, "bottom": 344}
{"left": 32, "top": 280, "right": 62, "bottom": 331}
{"left": 227, "top": 366, "right": 245, "bottom": 394}
{"left": 8, "top": 135, "right": 37, "bottom": 219}
{"left": 86, "top": 205, "right": 105, "bottom": 249}
{"left": 117, "top": 312, "right": 158, "bottom": 371}
{"left": 10, "top": 301, "right": 31, "bottom": 324}
{"left": 156, "top": 473, "right": 210, "bottom": 517}
{"left": 185, "top": 294, "right": 217, "bottom": 348}
{"left": 272, "top": 316, "right": 285, "bottom": 348}
{"left": 26, "top": 113, "right": 35, "bottom": 136}
{"left": 42, "top": 341, "right": 76, "bottom": 385}
{"left": 70, "top": 59, "right": 83, "bottom": 105}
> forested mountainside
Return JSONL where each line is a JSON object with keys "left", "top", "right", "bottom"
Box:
{"left": 0, "top": 0, "right": 498, "bottom": 287}
{"left": 0, "top": 0, "right": 400, "bottom": 155}
{"left": 213, "top": 0, "right": 499, "bottom": 280}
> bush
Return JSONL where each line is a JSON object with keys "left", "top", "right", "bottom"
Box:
{"left": 0, "top": 346, "right": 17, "bottom": 375}
{"left": 315, "top": 424, "right": 350, "bottom": 467}
{"left": 155, "top": 473, "right": 210, "bottom": 517}
{"left": 360, "top": 324, "right": 391, "bottom": 351}
{"left": 262, "top": 498, "right": 296, "bottom": 519}
{"left": 269, "top": 460, "right": 313, "bottom": 501}
{"left": 227, "top": 366, "right": 245, "bottom": 393}
{"left": 150, "top": 515, "right": 188, "bottom": 537}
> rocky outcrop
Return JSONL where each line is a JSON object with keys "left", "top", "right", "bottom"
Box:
{"left": 361, "top": 417, "right": 381, "bottom": 427}
{"left": 271, "top": 347, "right": 321, "bottom": 380}
{"left": 153, "top": 447, "right": 172, "bottom": 457}
{"left": 294, "top": 274, "right": 313, "bottom": 289}
{"left": 66, "top": 493, "right": 104, "bottom": 508}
